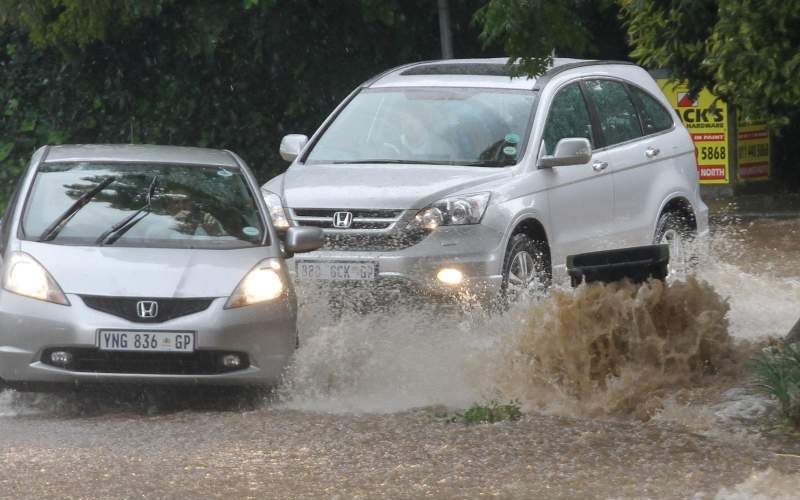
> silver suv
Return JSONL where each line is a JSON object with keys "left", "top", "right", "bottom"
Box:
{"left": 263, "top": 58, "right": 709, "bottom": 296}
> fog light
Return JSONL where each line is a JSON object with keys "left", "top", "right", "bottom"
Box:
{"left": 436, "top": 268, "right": 464, "bottom": 286}
{"left": 221, "top": 354, "right": 242, "bottom": 369}
{"left": 50, "top": 351, "right": 72, "bottom": 366}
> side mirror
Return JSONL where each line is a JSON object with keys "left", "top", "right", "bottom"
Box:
{"left": 279, "top": 134, "right": 309, "bottom": 162}
{"left": 284, "top": 226, "right": 324, "bottom": 254}
{"left": 537, "top": 137, "right": 592, "bottom": 168}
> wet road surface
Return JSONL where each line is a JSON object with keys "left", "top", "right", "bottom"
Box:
{"left": 1, "top": 218, "right": 800, "bottom": 499}
{"left": 1, "top": 405, "right": 797, "bottom": 500}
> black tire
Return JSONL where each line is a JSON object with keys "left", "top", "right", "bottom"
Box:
{"left": 500, "top": 233, "right": 551, "bottom": 302}
{"left": 653, "top": 211, "right": 696, "bottom": 276}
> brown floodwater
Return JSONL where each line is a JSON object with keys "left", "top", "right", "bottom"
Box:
{"left": 1, "top": 218, "right": 799, "bottom": 499}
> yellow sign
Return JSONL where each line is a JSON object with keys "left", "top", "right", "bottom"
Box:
{"left": 736, "top": 117, "right": 770, "bottom": 181}
{"left": 657, "top": 80, "right": 730, "bottom": 184}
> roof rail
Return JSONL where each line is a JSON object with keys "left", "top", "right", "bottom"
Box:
{"left": 359, "top": 60, "right": 437, "bottom": 88}
{"left": 533, "top": 60, "right": 636, "bottom": 91}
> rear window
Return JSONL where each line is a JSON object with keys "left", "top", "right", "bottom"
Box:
{"left": 21, "top": 162, "right": 268, "bottom": 249}
{"left": 630, "top": 86, "right": 674, "bottom": 135}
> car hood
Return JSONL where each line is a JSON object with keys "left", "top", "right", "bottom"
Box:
{"left": 19, "top": 241, "right": 276, "bottom": 298}
{"left": 279, "top": 163, "right": 511, "bottom": 209}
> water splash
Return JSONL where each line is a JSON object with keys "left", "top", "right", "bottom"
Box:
{"left": 713, "top": 469, "right": 800, "bottom": 500}
{"left": 1, "top": 221, "right": 796, "bottom": 420}
{"left": 280, "top": 305, "right": 500, "bottom": 413}
{"left": 494, "top": 278, "right": 734, "bottom": 417}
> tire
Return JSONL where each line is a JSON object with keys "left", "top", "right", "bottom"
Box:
{"left": 500, "top": 233, "right": 551, "bottom": 302}
{"left": 653, "top": 211, "right": 696, "bottom": 278}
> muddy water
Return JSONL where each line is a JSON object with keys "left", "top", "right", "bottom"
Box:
{"left": 1, "top": 218, "right": 800, "bottom": 499}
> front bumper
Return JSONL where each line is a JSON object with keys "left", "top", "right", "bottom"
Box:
{"left": 0, "top": 290, "right": 297, "bottom": 387}
{"left": 289, "top": 224, "right": 507, "bottom": 295}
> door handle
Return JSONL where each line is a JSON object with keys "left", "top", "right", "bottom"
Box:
{"left": 645, "top": 146, "right": 660, "bottom": 158}
{"left": 592, "top": 161, "right": 608, "bottom": 172}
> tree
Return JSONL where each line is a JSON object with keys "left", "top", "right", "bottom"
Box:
{"left": 621, "top": 0, "right": 800, "bottom": 127}
{"left": 475, "top": 0, "right": 629, "bottom": 76}
{"left": 0, "top": 0, "right": 496, "bottom": 208}
{"left": 0, "top": 0, "right": 171, "bottom": 48}
{"left": 476, "top": 0, "right": 800, "bottom": 128}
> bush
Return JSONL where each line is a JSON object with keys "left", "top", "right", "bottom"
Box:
{"left": 751, "top": 342, "right": 800, "bottom": 429}
{"left": 436, "top": 400, "right": 522, "bottom": 424}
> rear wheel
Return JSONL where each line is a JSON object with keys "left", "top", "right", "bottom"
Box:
{"left": 501, "top": 233, "right": 551, "bottom": 302}
{"left": 654, "top": 211, "right": 695, "bottom": 278}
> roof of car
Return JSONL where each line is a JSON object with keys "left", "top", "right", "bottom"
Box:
{"left": 43, "top": 144, "right": 239, "bottom": 167}
{"left": 366, "top": 57, "right": 633, "bottom": 90}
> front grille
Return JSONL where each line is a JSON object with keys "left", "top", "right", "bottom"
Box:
{"left": 291, "top": 208, "right": 403, "bottom": 230}
{"left": 80, "top": 296, "right": 214, "bottom": 323}
{"left": 290, "top": 208, "right": 429, "bottom": 251}
{"left": 323, "top": 229, "right": 429, "bottom": 251}
{"left": 41, "top": 348, "right": 249, "bottom": 375}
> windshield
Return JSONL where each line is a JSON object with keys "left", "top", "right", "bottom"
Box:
{"left": 305, "top": 87, "right": 535, "bottom": 167}
{"left": 21, "top": 162, "right": 268, "bottom": 249}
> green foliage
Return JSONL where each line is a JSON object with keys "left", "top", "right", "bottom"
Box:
{"left": 0, "top": 0, "right": 496, "bottom": 210}
{"left": 475, "top": 0, "right": 629, "bottom": 76}
{"left": 0, "top": 0, "right": 172, "bottom": 48}
{"left": 706, "top": 0, "right": 800, "bottom": 127}
{"left": 436, "top": 400, "right": 522, "bottom": 424}
{"left": 620, "top": 0, "right": 800, "bottom": 128}
{"left": 751, "top": 343, "right": 800, "bottom": 429}
{"left": 619, "top": 0, "right": 718, "bottom": 99}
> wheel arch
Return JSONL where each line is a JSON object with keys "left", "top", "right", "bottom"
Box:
{"left": 656, "top": 195, "right": 697, "bottom": 234}
{"left": 503, "top": 216, "right": 552, "bottom": 275}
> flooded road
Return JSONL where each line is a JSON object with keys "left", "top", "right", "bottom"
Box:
{"left": 2, "top": 218, "right": 800, "bottom": 499}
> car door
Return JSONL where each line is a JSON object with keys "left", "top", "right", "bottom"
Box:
{"left": 538, "top": 81, "right": 614, "bottom": 262}
{"left": 617, "top": 85, "right": 681, "bottom": 245}
{"left": 581, "top": 79, "right": 672, "bottom": 247}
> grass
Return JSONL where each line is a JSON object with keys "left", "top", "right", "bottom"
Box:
{"left": 435, "top": 400, "right": 522, "bottom": 424}
{"left": 751, "top": 342, "right": 800, "bottom": 429}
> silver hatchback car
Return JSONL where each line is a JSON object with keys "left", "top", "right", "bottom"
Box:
{"left": 0, "top": 144, "right": 323, "bottom": 390}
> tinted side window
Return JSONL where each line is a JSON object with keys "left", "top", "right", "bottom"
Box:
{"left": 542, "top": 83, "right": 593, "bottom": 155}
{"left": 630, "top": 87, "right": 673, "bottom": 135}
{"left": 584, "top": 79, "right": 642, "bottom": 146}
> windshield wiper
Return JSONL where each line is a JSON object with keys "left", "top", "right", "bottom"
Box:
{"left": 330, "top": 159, "right": 511, "bottom": 167}
{"left": 459, "top": 160, "right": 514, "bottom": 168}
{"left": 330, "top": 159, "right": 426, "bottom": 165}
{"left": 95, "top": 175, "right": 159, "bottom": 246}
{"left": 39, "top": 176, "right": 116, "bottom": 242}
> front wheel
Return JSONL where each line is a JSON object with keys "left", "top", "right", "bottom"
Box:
{"left": 501, "top": 233, "right": 551, "bottom": 302}
{"left": 654, "top": 211, "right": 695, "bottom": 279}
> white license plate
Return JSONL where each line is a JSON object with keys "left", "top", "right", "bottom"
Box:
{"left": 98, "top": 331, "right": 195, "bottom": 353}
{"left": 296, "top": 261, "right": 376, "bottom": 281}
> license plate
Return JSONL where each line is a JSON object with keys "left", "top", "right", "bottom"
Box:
{"left": 98, "top": 330, "right": 195, "bottom": 353}
{"left": 295, "top": 261, "right": 376, "bottom": 281}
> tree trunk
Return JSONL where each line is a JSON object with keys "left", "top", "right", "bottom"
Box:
{"left": 437, "top": 0, "right": 453, "bottom": 59}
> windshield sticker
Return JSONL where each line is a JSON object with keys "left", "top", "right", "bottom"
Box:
{"left": 504, "top": 133, "right": 520, "bottom": 144}
{"left": 503, "top": 146, "right": 517, "bottom": 156}
{"left": 243, "top": 226, "right": 260, "bottom": 236}
{"left": 217, "top": 169, "right": 234, "bottom": 177}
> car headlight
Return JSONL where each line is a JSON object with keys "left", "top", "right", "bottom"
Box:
{"left": 225, "top": 258, "right": 285, "bottom": 309}
{"left": 2, "top": 252, "right": 70, "bottom": 305}
{"left": 261, "top": 189, "right": 290, "bottom": 229}
{"left": 414, "top": 192, "right": 491, "bottom": 229}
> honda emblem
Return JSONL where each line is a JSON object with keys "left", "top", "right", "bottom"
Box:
{"left": 332, "top": 211, "right": 353, "bottom": 229}
{"left": 136, "top": 300, "right": 159, "bottom": 319}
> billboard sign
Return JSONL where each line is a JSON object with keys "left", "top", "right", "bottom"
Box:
{"left": 736, "top": 117, "right": 770, "bottom": 181}
{"left": 657, "top": 80, "right": 730, "bottom": 184}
